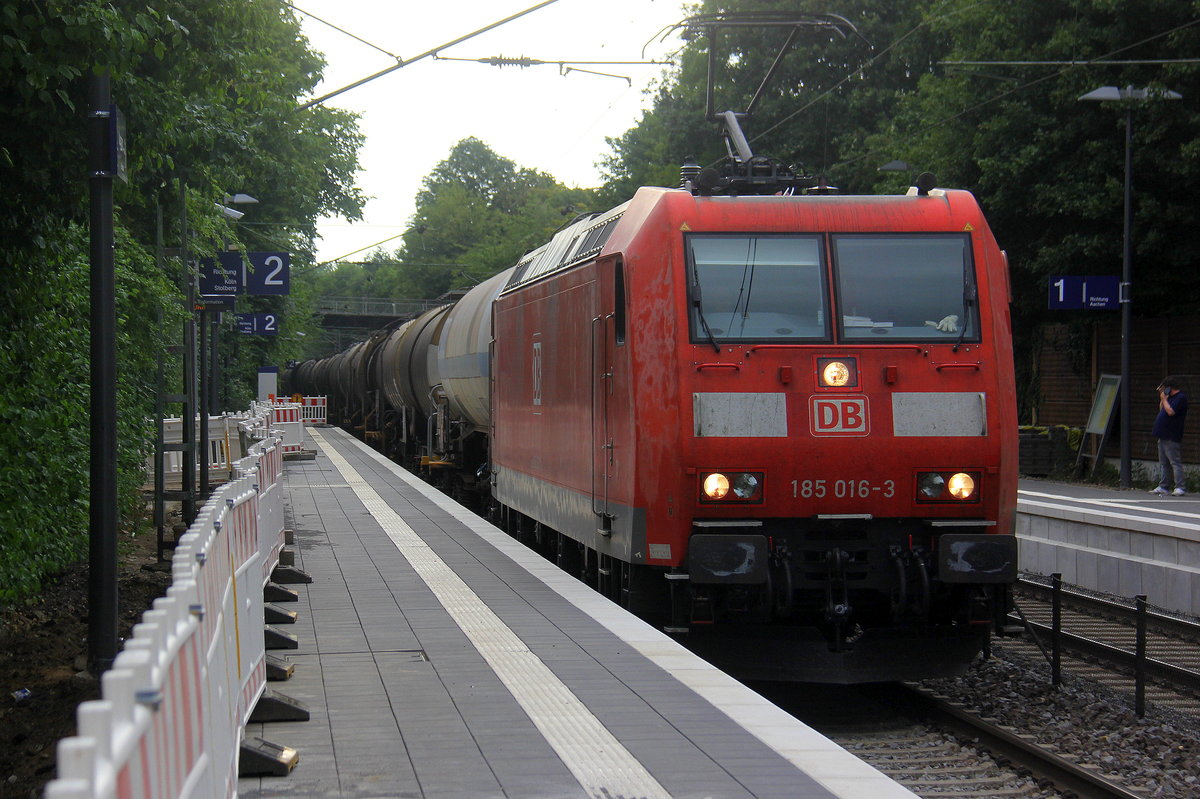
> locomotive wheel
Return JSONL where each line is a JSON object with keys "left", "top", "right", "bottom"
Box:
{"left": 580, "top": 543, "right": 597, "bottom": 586}
{"left": 555, "top": 533, "right": 581, "bottom": 574}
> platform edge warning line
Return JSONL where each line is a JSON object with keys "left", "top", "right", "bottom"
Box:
{"left": 308, "top": 428, "right": 672, "bottom": 799}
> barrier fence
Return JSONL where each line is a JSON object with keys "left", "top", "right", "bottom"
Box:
{"left": 268, "top": 395, "right": 327, "bottom": 426}
{"left": 148, "top": 397, "right": 324, "bottom": 486}
{"left": 257, "top": 402, "right": 304, "bottom": 456}
{"left": 46, "top": 404, "right": 288, "bottom": 799}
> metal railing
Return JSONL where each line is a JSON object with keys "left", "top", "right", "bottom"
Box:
{"left": 313, "top": 297, "right": 443, "bottom": 318}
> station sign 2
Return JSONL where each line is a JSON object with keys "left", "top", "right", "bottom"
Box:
{"left": 200, "top": 252, "right": 290, "bottom": 297}
{"left": 246, "top": 252, "right": 290, "bottom": 295}
{"left": 236, "top": 313, "right": 279, "bottom": 336}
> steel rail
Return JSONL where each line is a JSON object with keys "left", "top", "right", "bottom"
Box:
{"left": 1011, "top": 617, "right": 1200, "bottom": 693}
{"left": 902, "top": 684, "right": 1147, "bottom": 799}
{"left": 1017, "top": 577, "right": 1200, "bottom": 639}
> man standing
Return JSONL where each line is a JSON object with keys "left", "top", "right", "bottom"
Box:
{"left": 1151, "top": 376, "right": 1189, "bottom": 496}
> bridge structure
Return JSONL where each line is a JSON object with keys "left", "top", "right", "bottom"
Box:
{"left": 314, "top": 296, "right": 444, "bottom": 328}
{"left": 312, "top": 296, "right": 447, "bottom": 350}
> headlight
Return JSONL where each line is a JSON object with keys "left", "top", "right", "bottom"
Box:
{"left": 700, "top": 471, "right": 764, "bottom": 503}
{"left": 947, "top": 472, "right": 975, "bottom": 499}
{"left": 731, "top": 472, "right": 760, "bottom": 499}
{"left": 817, "top": 357, "right": 858, "bottom": 388}
{"left": 702, "top": 473, "right": 730, "bottom": 499}
{"left": 918, "top": 472, "right": 946, "bottom": 499}
{"left": 916, "top": 471, "right": 980, "bottom": 502}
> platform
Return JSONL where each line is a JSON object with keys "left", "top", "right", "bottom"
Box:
{"left": 1017, "top": 479, "right": 1200, "bottom": 615}
{"left": 238, "top": 426, "right": 916, "bottom": 799}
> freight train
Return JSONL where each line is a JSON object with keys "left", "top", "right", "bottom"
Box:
{"left": 287, "top": 154, "right": 1018, "bottom": 683}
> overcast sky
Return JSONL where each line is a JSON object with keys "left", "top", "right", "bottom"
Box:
{"left": 295, "top": 0, "right": 690, "bottom": 265}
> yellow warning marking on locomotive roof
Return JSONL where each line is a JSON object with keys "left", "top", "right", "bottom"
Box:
{"left": 962, "top": 223, "right": 975, "bottom": 231}
{"left": 680, "top": 222, "right": 692, "bottom": 231}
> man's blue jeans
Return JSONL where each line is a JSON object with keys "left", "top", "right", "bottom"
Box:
{"left": 1157, "top": 439, "right": 1184, "bottom": 490}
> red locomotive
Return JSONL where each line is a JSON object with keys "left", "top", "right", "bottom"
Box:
{"left": 487, "top": 173, "right": 1017, "bottom": 682}
{"left": 290, "top": 168, "right": 1018, "bottom": 683}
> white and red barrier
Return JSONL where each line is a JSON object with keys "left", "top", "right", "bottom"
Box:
{"left": 268, "top": 394, "right": 327, "bottom": 425}
{"left": 46, "top": 408, "right": 287, "bottom": 799}
{"left": 148, "top": 416, "right": 244, "bottom": 483}
{"left": 256, "top": 401, "right": 304, "bottom": 455}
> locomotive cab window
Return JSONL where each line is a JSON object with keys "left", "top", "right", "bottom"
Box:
{"left": 832, "top": 234, "right": 979, "bottom": 341}
{"left": 687, "top": 235, "right": 828, "bottom": 343}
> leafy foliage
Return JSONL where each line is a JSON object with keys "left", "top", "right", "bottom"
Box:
{"left": 877, "top": 0, "right": 1200, "bottom": 410}
{"left": 313, "top": 138, "right": 596, "bottom": 301}
{"left": 0, "top": 0, "right": 365, "bottom": 603}
{"left": 596, "top": 0, "right": 1200, "bottom": 414}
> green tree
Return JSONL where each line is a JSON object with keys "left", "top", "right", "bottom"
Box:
{"left": 597, "top": 0, "right": 1200, "bottom": 416}
{"left": 599, "top": 0, "right": 944, "bottom": 198}
{"left": 0, "top": 0, "right": 365, "bottom": 602}
{"left": 877, "top": 0, "right": 1200, "bottom": 411}
{"left": 311, "top": 138, "right": 597, "bottom": 303}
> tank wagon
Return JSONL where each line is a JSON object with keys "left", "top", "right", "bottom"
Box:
{"left": 287, "top": 166, "right": 1019, "bottom": 682}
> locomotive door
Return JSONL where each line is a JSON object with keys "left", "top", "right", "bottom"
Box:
{"left": 591, "top": 258, "right": 618, "bottom": 533}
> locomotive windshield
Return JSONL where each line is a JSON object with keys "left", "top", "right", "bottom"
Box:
{"left": 832, "top": 234, "right": 978, "bottom": 342}
{"left": 686, "top": 232, "right": 980, "bottom": 344}
{"left": 687, "top": 235, "right": 828, "bottom": 342}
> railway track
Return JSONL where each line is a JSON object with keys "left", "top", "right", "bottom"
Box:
{"left": 1006, "top": 578, "right": 1200, "bottom": 717}
{"left": 757, "top": 681, "right": 1148, "bottom": 799}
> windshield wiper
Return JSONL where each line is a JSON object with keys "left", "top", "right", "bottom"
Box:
{"left": 692, "top": 280, "right": 722, "bottom": 353}
{"left": 953, "top": 261, "right": 977, "bottom": 353}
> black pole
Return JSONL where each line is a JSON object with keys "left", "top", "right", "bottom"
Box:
{"left": 1134, "top": 594, "right": 1147, "bottom": 717}
{"left": 180, "top": 182, "right": 197, "bottom": 524}
{"left": 1050, "top": 573, "right": 1062, "bottom": 687}
{"left": 211, "top": 313, "right": 222, "bottom": 411}
{"left": 1119, "top": 107, "right": 1133, "bottom": 488}
{"left": 199, "top": 308, "right": 210, "bottom": 496}
{"left": 87, "top": 71, "right": 119, "bottom": 674}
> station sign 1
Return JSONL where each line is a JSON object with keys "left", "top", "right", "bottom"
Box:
{"left": 1048, "top": 275, "right": 1120, "bottom": 310}
{"left": 236, "top": 312, "right": 279, "bottom": 336}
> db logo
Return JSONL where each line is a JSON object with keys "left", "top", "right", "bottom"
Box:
{"left": 810, "top": 396, "right": 870, "bottom": 436}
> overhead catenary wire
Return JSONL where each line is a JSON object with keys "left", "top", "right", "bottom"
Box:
{"left": 284, "top": 2, "right": 403, "bottom": 61}
{"left": 743, "top": 0, "right": 991, "bottom": 154}
{"left": 430, "top": 53, "right": 670, "bottom": 85}
{"left": 295, "top": 231, "right": 408, "bottom": 275}
{"left": 943, "top": 58, "right": 1200, "bottom": 66}
{"left": 296, "top": 0, "right": 563, "bottom": 110}
{"left": 681, "top": 1, "right": 1199, "bottom": 175}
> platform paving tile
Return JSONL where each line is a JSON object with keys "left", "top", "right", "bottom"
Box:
{"left": 261, "top": 431, "right": 863, "bottom": 798}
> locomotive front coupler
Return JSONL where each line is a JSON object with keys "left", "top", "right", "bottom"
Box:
{"left": 824, "top": 548, "right": 853, "bottom": 649}
{"left": 767, "top": 541, "right": 795, "bottom": 617}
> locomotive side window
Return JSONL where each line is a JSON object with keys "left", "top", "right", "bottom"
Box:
{"left": 832, "top": 234, "right": 979, "bottom": 341}
{"left": 687, "top": 235, "right": 828, "bottom": 343}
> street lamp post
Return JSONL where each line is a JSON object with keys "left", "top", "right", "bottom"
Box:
{"left": 1078, "top": 85, "right": 1181, "bottom": 488}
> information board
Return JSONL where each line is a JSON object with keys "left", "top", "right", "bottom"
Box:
{"left": 1085, "top": 373, "right": 1121, "bottom": 435}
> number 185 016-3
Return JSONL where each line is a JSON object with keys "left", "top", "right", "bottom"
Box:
{"left": 792, "top": 479, "right": 895, "bottom": 499}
